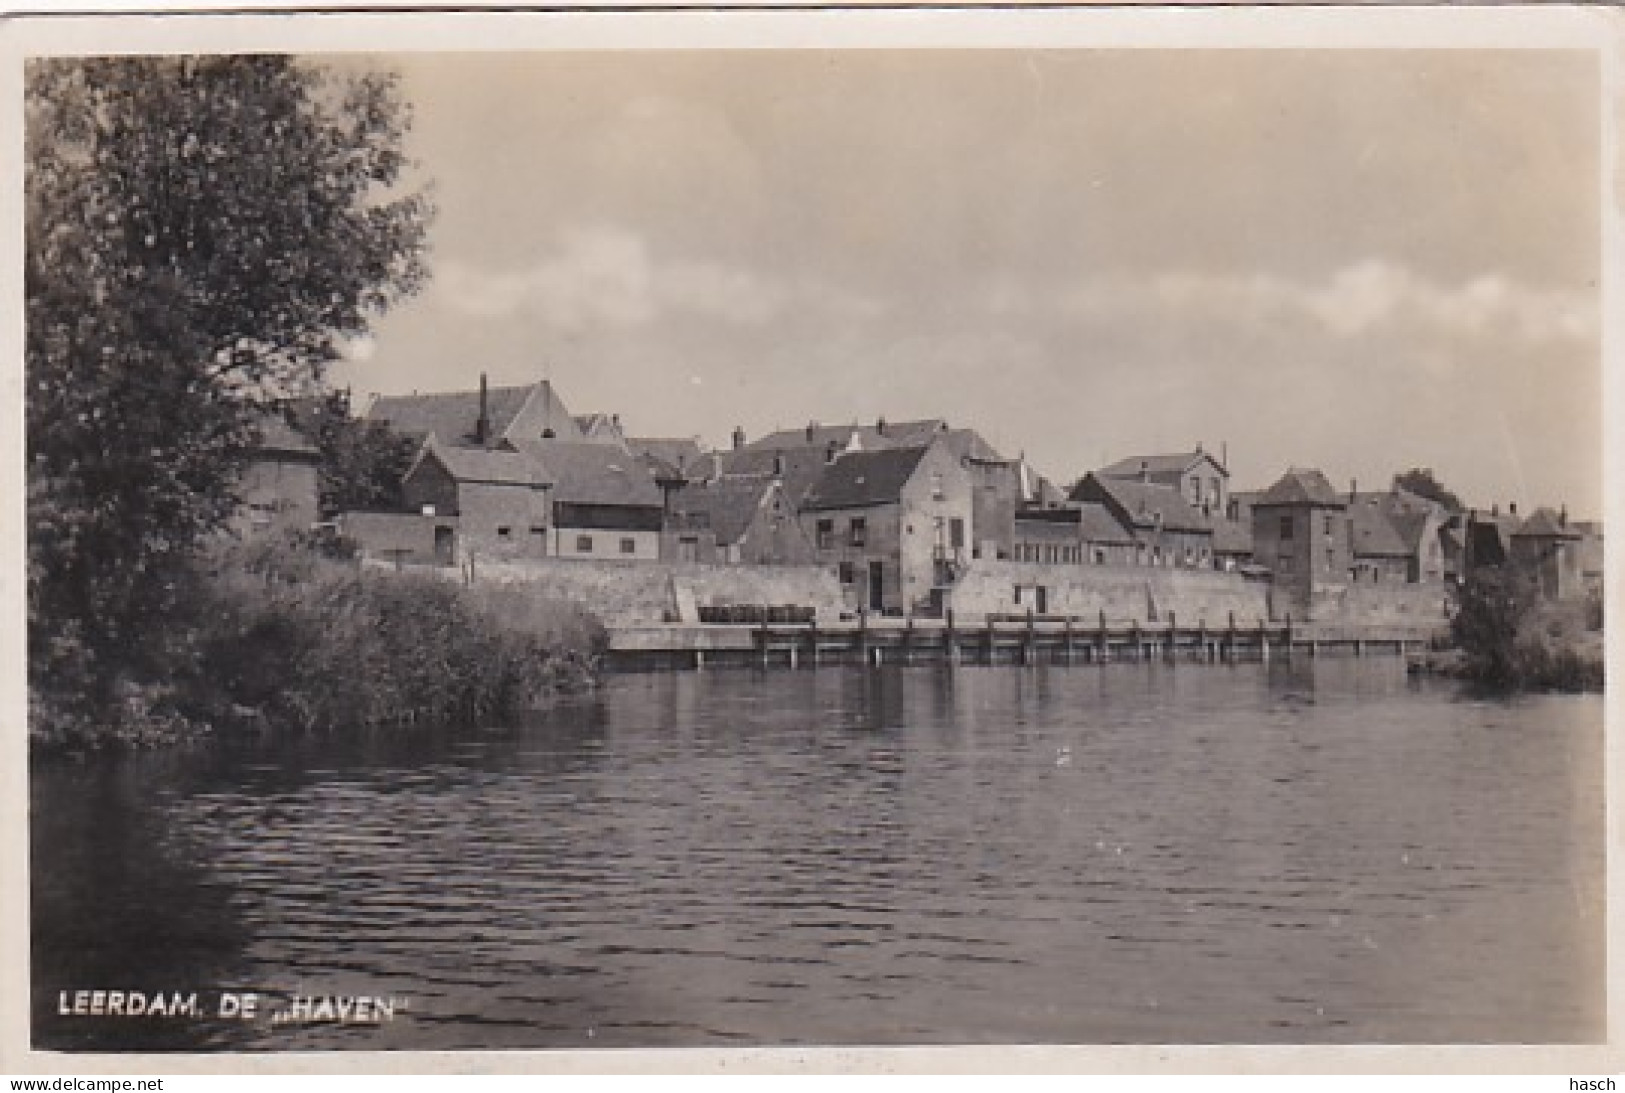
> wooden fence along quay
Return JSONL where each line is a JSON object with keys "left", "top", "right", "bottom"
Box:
{"left": 605, "top": 610, "right": 1436, "bottom": 671}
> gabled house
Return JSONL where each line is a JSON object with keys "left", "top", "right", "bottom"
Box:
{"left": 367, "top": 375, "right": 585, "bottom": 450}
{"left": 799, "top": 438, "right": 973, "bottom": 615}
{"left": 1511, "top": 507, "right": 1584, "bottom": 600}
{"left": 231, "top": 411, "right": 321, "bottom": 538}
{"left": 509, "top": 439, "right": 665, "bottom": 560}
{"left": 667, "top": 476, "right": 817, "bottom": 566}
{"left": 1012, "top": 501, "right": 1137, "bottom": 566}
{"left": 1098, "top": 446, "right": 1230, "bottom": 519}
{"left": 1249, "top": 467, "right": 1349, "bottom": 621}
{"left": 400, "top": 439, "right": 552, "bottom": 563}
{"left": 1353, "top": 487, "right": 1449, "bottom": 583}
{"left": 1068, "top": 473, "right": 1215, "bottom": 569}
{"left": 1346, "top": 494, "right": 1412, "bottom": 584}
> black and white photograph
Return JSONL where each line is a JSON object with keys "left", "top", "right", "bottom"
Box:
{"left": 6, "top": 5, "right": 1616, "bottom": 1071}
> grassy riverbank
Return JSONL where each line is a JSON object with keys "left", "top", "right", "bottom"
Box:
{"left": 30, "top": 535, "right": 607, "bottom": 754}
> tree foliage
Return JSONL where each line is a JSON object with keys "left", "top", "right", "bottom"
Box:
{"left": 1393, "top": 467, "right": 1463, "bottom": 513}
{"left": 297, "top": 389, "right": 420, "bottom": 517}
{"left": 27, "top": 55, "right": 431, "bottom": 707}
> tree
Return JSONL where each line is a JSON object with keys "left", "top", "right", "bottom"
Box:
{"left": 297, "top": 389, "right": 420, "bottom": 517}
{"left": 1393, "top": 467, "right": 1463, "bottom": 513}
{"left": 27, "top": 56, "right": 431, "bottom": 709}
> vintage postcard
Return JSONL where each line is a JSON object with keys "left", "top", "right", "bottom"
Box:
{"left": 2, "top": 3, "right": 1618, "bottom": 1076}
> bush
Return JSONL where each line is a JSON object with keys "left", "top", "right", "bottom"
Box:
{"left": 30, "top": 536, "right": 606, "bottom": 750}
{"left": 1451, "top": 562, "right": 1604, "bottom": 693}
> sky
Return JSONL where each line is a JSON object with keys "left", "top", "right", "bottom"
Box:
{"left": 330, "top": 48, "right": 1603, "bottom": 517}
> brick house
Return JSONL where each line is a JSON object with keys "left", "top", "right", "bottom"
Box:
{"left": 367, "top": 376, "right": 587, "bottom": 450}
{"left": 508, "top": 439, "right": 665, "bottom": 561}
{"left": 1068, "top": 473, "right": 1215, "bottom": 569}
{"left": 1346, "top": 494, "right": 1413, "bottom": 584}
{"left": 400, "top": 440, "right": 552, "bottom": 564}
{"left": 667, "top": 475, "right": 818, "bottom": 565}
{"left": 799, "top": 439, "right": 974, "bottom": 615}
{"left": 1510, "top": 507, "right": 1584, "bottom": 600}
{"left": 1011, "top": 501, "right": 1137, "bottom": 567}
{"left": 231, "top": 412, "right": 321, "bottom": 538}
{"left": 1098, "top": 446, "right": 1230, "bottom": 519}
{"left": 1249, "top": 468, "right": 1350, "bottom": 621}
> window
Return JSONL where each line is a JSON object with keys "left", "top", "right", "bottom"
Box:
{"left": 1014, "top": 585, "right": 1022, "bottom": 605}
{"left": 1094, "top": 548, "right": 1106, "bottom": 565}
{"left": 1324, "top": 514, "right": 1336, "bottom": 538}
{"left": 576, "top": 535, "right": 593, "bottom": 553}
{"left": 497, "top": 526, "right": 512, "bottom": 539}
{"left": 620, "top": 538, "right": 636, "bottom": 555}
{"left": 1280, "top": 515, "right": 1295, "bottom": 540}
{"left": 838, "top": 561, "right": 855, "bottom": 584}
{"left": 1279, "top": 554, "right": 1294, "bottom": 574}
{"left": 931, "top": 472, "right": 945, "bottom": 501}
{"left": 1326, "top": 547, "right": 1336, "bottom": 571}
{"left": 849, "top": 517, "right": 867, "bottom": 547}
{"left": 949, "top": 517, "right": 965, "bottom": 549}
{"left": 530, "top": 526, "right": 547, "bottom": 536}
{"left": 816, "top": 518, "right": 835, "bottom": 550}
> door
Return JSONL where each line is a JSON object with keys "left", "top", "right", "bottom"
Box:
{"left": 1035, "top": 585, "right": 1048, "bottom": 615}
{"left": 868, "top": 560, "right": 885, "bottom": 613}
{"left": 433, "top": 525, "right": 456, "bottom": 566}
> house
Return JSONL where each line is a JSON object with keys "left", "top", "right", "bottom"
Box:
{"left": 799, "top": 439, "right": 974, "bottom": 615}
{"left": 1352, "top": 487, "right": 1449, "bottom": 583}
{"left": 1098, "top": 445, "right": 1230, "bottom": 520}
{"left": 1346, "top": 493, "right": 1412, "bottom": 584}
{"left": 1461, "top": 505, "right": 1524, "bottom": 574}
{"left": 574, "top": 412, "right": 630, "bottom": 447}
{"left": 508, "top": 439, "right": 665, "bottom": 560}
{"left": 1510, "top": 507, "right": 1584, "bottom": 600}
{"left": 1012, "top": 501, "right": 1137, "bottom": 566}
{"left": 1068, "top": 473, "right": 1215, "bottom": 569}
{"left": 231, "top": 411, "right": 321, "bottom": 538}
{"left": 399, "top": 439, "right": 552, "bottom": 563}
{"left": 667, "top": 476, "right": 818, "bottom": 565}
{"left": 728, "top": 417, "right": 1021, "bottom": 560}
{"left": 1249, "top": 467, "right": 1351, "bottom": 621}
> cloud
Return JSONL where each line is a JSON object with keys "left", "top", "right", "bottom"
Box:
{"left": 435, "top": 225, "right": 790, "bottom": 330}
{"left": 1052, "top": 260, "right": 1597, "bottom": 346}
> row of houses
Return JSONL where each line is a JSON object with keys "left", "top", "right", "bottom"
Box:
{"left": 237, "top": 375, "right": 1602, "bottom": 617}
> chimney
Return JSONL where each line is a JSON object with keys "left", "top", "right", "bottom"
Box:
{"left": 1491, "top": 503, "right": 1499, "bottom": 517}
{"left": 1509, "top": 502, "right": 1518, "bottom": 517}
{"left": 1349, "top": 478, "right": 1357, "bottom": 504}
{"left": 825, "top": 440, "right": 839, "bottom": 464}
{"left": 1195, "top": 440, "right": 1203, "bottom": 454}
{"left": 1560, "top": 504, "right": 1568, "bottom": 527}
{"left": 806, "top": 421, "right": 819, "bottom": 443}
{"left": 732, "top": 425, "right": 746, "bottom": 450}
{"left": 611, "top": 413, "right": 620, "bottom": 430}
{"left": 1140, "top": 460, "right": 1150, "bottom": 484}
{"left": 475, "top": 372, "right": 490, "bottom": 446}
{"left": 1221, "top": 440, "right": 1228, "bottom": 470}
{"left": 772, "top": 454, "right": 785, "bottom": 477}
{"left": 877, "top": 416, "right": 887, "bottom": 437}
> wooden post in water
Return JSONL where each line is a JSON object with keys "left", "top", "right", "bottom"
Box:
{"left": 1063, "top": 615, "right": 1074, "bottom": 664}
{"left": 903, "top": 612, "right": 914, "bottom": 666}
{"left": 1225, "top": 611, "right": 1236, "bottom": 663}
{"left": 858, "top": 608, "right": 869, "bottom": 668}
{"left": 1198, "top": 618, "right": 1208, "bottom": 662}
{"left": 1130, "top": 619, "right": 1141, "bottom": 662}
{"left": 1258, "top": 618, "right": 1269, "bottom": 662}
{"left": 808, "top": 619, "right": 819, "bottom": 669}
{"left": 759, "top": 612, "right": 770, "bottom": 669}
{"left": 945, "top": 608, "right": 959, "bottom": 667}
{"left": 1284, "top": 613, "right": 1293, "bottom": 661}
{"left": 985, "top": 614, "right": 997, "bottom": 666}
{"left": 1167, "top": 611, "right": 1177, "bottom": 662}
{"left": 1025, "top": 608, "right": 1036, "bottom": 667}
{"left": 1098, "top": 609, "right": 1108, "bottom": 663}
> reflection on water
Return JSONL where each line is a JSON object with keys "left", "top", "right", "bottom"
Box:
{"left": 32, "top": 658, "right": 1604, "bottom": 1050}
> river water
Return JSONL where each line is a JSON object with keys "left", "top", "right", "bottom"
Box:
{"left": 31, "top": 658, "right": 1603, "bottom": 1051}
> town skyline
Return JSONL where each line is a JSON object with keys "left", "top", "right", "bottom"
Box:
{"left": 327, "top": 48, "right": 1601, "bottom": 520}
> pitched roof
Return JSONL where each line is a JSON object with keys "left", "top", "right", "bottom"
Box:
{"left": 746, "top": 419, "right": 945, "bottom": 454}
{"left": 509, "top": 439, "right": 663, "bottom": 508}
{"left": 1514, "top": 507, "right": 1582, "bottom": 539}
{"left": 419, "top": 443, "right": 550, "bottom": 487}
{"left": 368, "top": 384, "right": 537, "bottom": 447}
{"left": 801, "top": 445, "right": 932, "bottom": 512}
{"left": 1098, "top": 450, "right": 1227, "bottom": 480}
{"left": 1211, "top": 518, "right": 1254, "bottom": 555}
{"left": 1076, "top": 500, "right": 1136, "bottom": 544}
{"left": 628, "top": 437, "right": 706, "bottom": 476}
{"left": 253, "top": 412, "right": 318, "bottom": 458}
{"left": 1255, "top": 467, "right": 1345, "bottom": 508}
{"left": 717, "top": 445, "right": 838, "bottom": 506}
{"left": 1072, "top": 475, "right": 1212, "bottom": 533}
{"left": 673, "top": 476, "right": 777, "bottom": 546}
{"left": 1348, "top": 500, "right": 1410, "bottom": 557}
{"left": 1386, "top": 511, "right": 1437, "bottom": 554}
